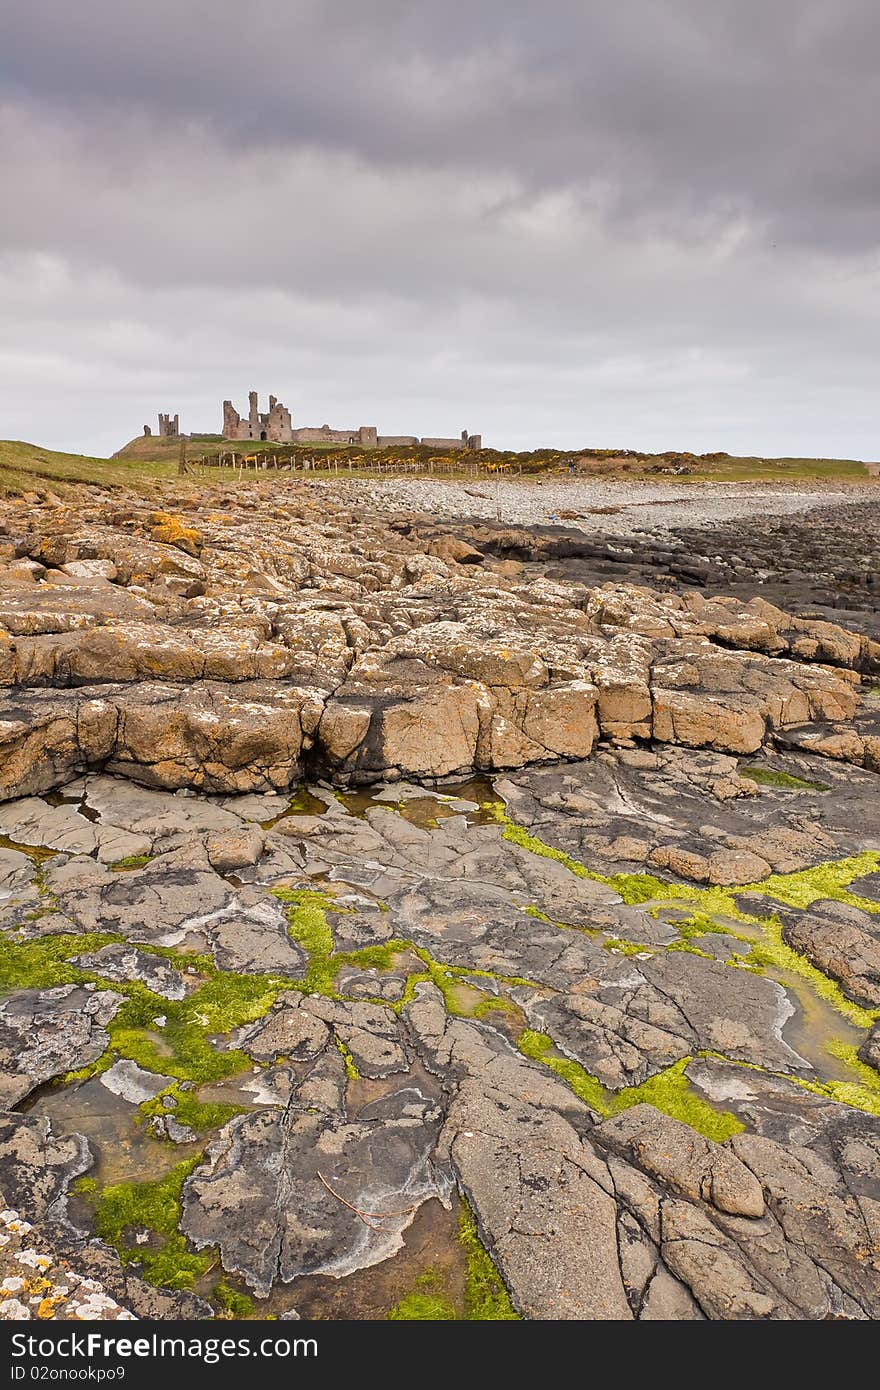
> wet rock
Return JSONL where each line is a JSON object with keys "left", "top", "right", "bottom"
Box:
{"left": 0, "top": 1113, "right": 92, "bottom": 1222}
{"left": 781, "top": 899, "right": 880, "bottom": 1007}
{"left": 181, "top": 1049, "right": 449, "bottom": 1297}
{"left": 859, "top": 1024, "right": 880, "bottom": 1070}
{"left": 99, "top": 1060, "right": 173, "bottom": 1105}
{"left": 658, "top": 1198, "right": 797, "bottom": 1319}
{"left": 0, "top": 986, "right": 123, "bottom": 1105}
{"left": 70, "top": 944, "right": 188, "bottom": 1000}
{"left": 301, "top": 997, "right": 409, "bottom": 1077}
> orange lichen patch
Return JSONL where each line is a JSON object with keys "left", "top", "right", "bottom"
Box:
{"left": 149, "top": 511, "right": 203, "bottom": 556}
{"left": 37, "top": 1293, "right": 66, "bottom": 1318}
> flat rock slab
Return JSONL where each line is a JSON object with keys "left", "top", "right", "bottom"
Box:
{"left": 0, "top": 986, "right": 123, "bottom": 1106}
{"left": 0, "top": 1112, "right": 92, "bottom": 1222}
{"left": 71, "top": 944, "right": 189, "bottom": 1000}
{"left": 181, "top": 1049, "right": 449, "bottom": 1296}
{"left": 84, "top": 775, "right": 247, "bottom": 838}
{"left": 0, "top": 797, "right": 150, "bottom": 864}
{"left": 99, "top": 1060, "right": 173, "bottom": 1105}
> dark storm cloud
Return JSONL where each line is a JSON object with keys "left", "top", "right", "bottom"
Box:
{"left": 0, "top": 1, "right": 877, "bottom": 457}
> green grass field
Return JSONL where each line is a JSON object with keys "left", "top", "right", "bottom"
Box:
{"left": 0, "top": 439, "right": 177, "bottom": 495}
{"left": 683, "top": 455, "right": 870, "bottom": 482}
{"left": 0, "top": 435, "right": 873, "bottom": 498}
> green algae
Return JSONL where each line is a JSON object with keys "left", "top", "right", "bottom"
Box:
{"left": 89, "top": 1158, "right": 212, "bottom": 1290}
{"left": 750, "top": 856, "right": 880, "bottom": 914}
{"left": 819, "top": 1041, "right": 880, "bottom": 1114}
{"left": 459, "top": 1201, "right": 520, "bottom": 1320}
{"left": 106, "top": 972, "right": 284, "bottom": 1084}
{"left": 0, "top": 932, "right": 121, "bottom": 994}
{"left": 472, "top": 995, "right": 518, "bottom": 1020}
{"left": 517, "top": 1031, "right": 743, "bottom": 1142}
{"left": 736, "top": 916, "right": 876, "bottom": 1030}
{"left": 738, "top": 765, "right": 828, "bottom": 791}
{"left": 334, "top": 1035, "right": 360, "bottom": 1080}
{"left": 265, "top": 891, "right": 535, "bottom": 1023}
{"left": 110, "top": 855, "right": 154, "bottom": 872}
{"left": 388, "top": 1271, "right": 456, "bottom": 1321}
{"left": 272, "top": 886, "right": 338, "bottom": 994}
{"left": 602, "top": 937, "right": 650, "bottom": 957}
{"left": 388, "top": 1205, "right": 519, "bottom": 1321}
{"left": 701, "top": 1049, "right": 880, "bottom": 1120}
{"left": 0, "top": 930, "right": 282, "bottom": 1085}
{"left": 486, "top": 799, "right": 880, "bottom": 1033}
{"left": 214, "top": 1282, "right": 256, "bottom": 1318}
{"left": 334, "top": 941, "right": 401, "bottom": 973}
{"left": 137, "top": 1083, "right": 245, "bottom": 1134}
{"left": 665, "top": 940, "right": 714, "bottom": 959}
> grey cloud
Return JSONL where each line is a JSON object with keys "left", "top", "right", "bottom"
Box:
{"left": 3, "top": 1, "right": 880, "bottom": 249}
{"left": 0, "top": 1, "right": 877, "bottom": 458}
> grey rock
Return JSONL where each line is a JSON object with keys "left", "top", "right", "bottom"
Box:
{"left": 445, "top": 1078, "right": 631, "bottom": 1320}
{"left": 238, "top": 993, "right": 331, "bottom": 1063}
{"left": 781, "top": 899, "right": 880, "bottom": 1007}
{"left": 0, "top": 985, "right": 123, "bottom": 1105}
{"left": 71, "top": 944, "right": 188, "bottom": 1000}
{"left": 99, "top": 1060, "right": 173, "bottom": 1105}
{"left": 0, "top": 1111, "right": 92, "bottom": 1223}
{"left": 181, "top": 1048, "right": 449, "bottom": 1297}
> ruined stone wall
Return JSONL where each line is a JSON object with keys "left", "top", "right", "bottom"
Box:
{"left": 377, "top": 435, "right": 419, "bottom": 447}
{"left": 291, "top": 425, "right": 364, "bottom": 444}
{"left": 420, "top": 436, "right": 468, "bottom": 450}
{"left": 265, "top": 401, "right": 293, "bottom": 443}
{"left": 222, "top": 401, "right": 242, "bottom": 437}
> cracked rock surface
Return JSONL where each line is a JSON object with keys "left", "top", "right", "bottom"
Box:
{"left": 0, "top": 479, "right": 878, "bottom": 1320}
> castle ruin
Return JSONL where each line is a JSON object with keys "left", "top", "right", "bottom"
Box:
{"left": 220, "top": 391, "right": 481, "bottom": 450}
{"left": 145, "top": 413, "right": 180, "bottom": 437}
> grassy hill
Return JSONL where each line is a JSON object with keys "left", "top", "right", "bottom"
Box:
{"left": 112, "top": 434, "right": 224, "bottom": 464}
{"left": 0, "top": 435, "right": 874, "bottom": 498}
{"left": 0, "top": 439, "right": 179, "bottom": 496}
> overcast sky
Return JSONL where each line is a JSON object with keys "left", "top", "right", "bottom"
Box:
{"left": 1, "top": 1, "right": 878, "bottom": 458}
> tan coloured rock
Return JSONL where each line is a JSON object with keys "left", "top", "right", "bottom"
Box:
{"left": 594, "top": 1105, "right": 765, "bottom": 1218}
{"left": 376, "top": 684, "right": 480, "bottom": 777}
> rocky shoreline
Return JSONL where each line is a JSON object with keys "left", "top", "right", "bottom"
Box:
{"left": 0, "top": 478, "right": 878, "bottom": 1320}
